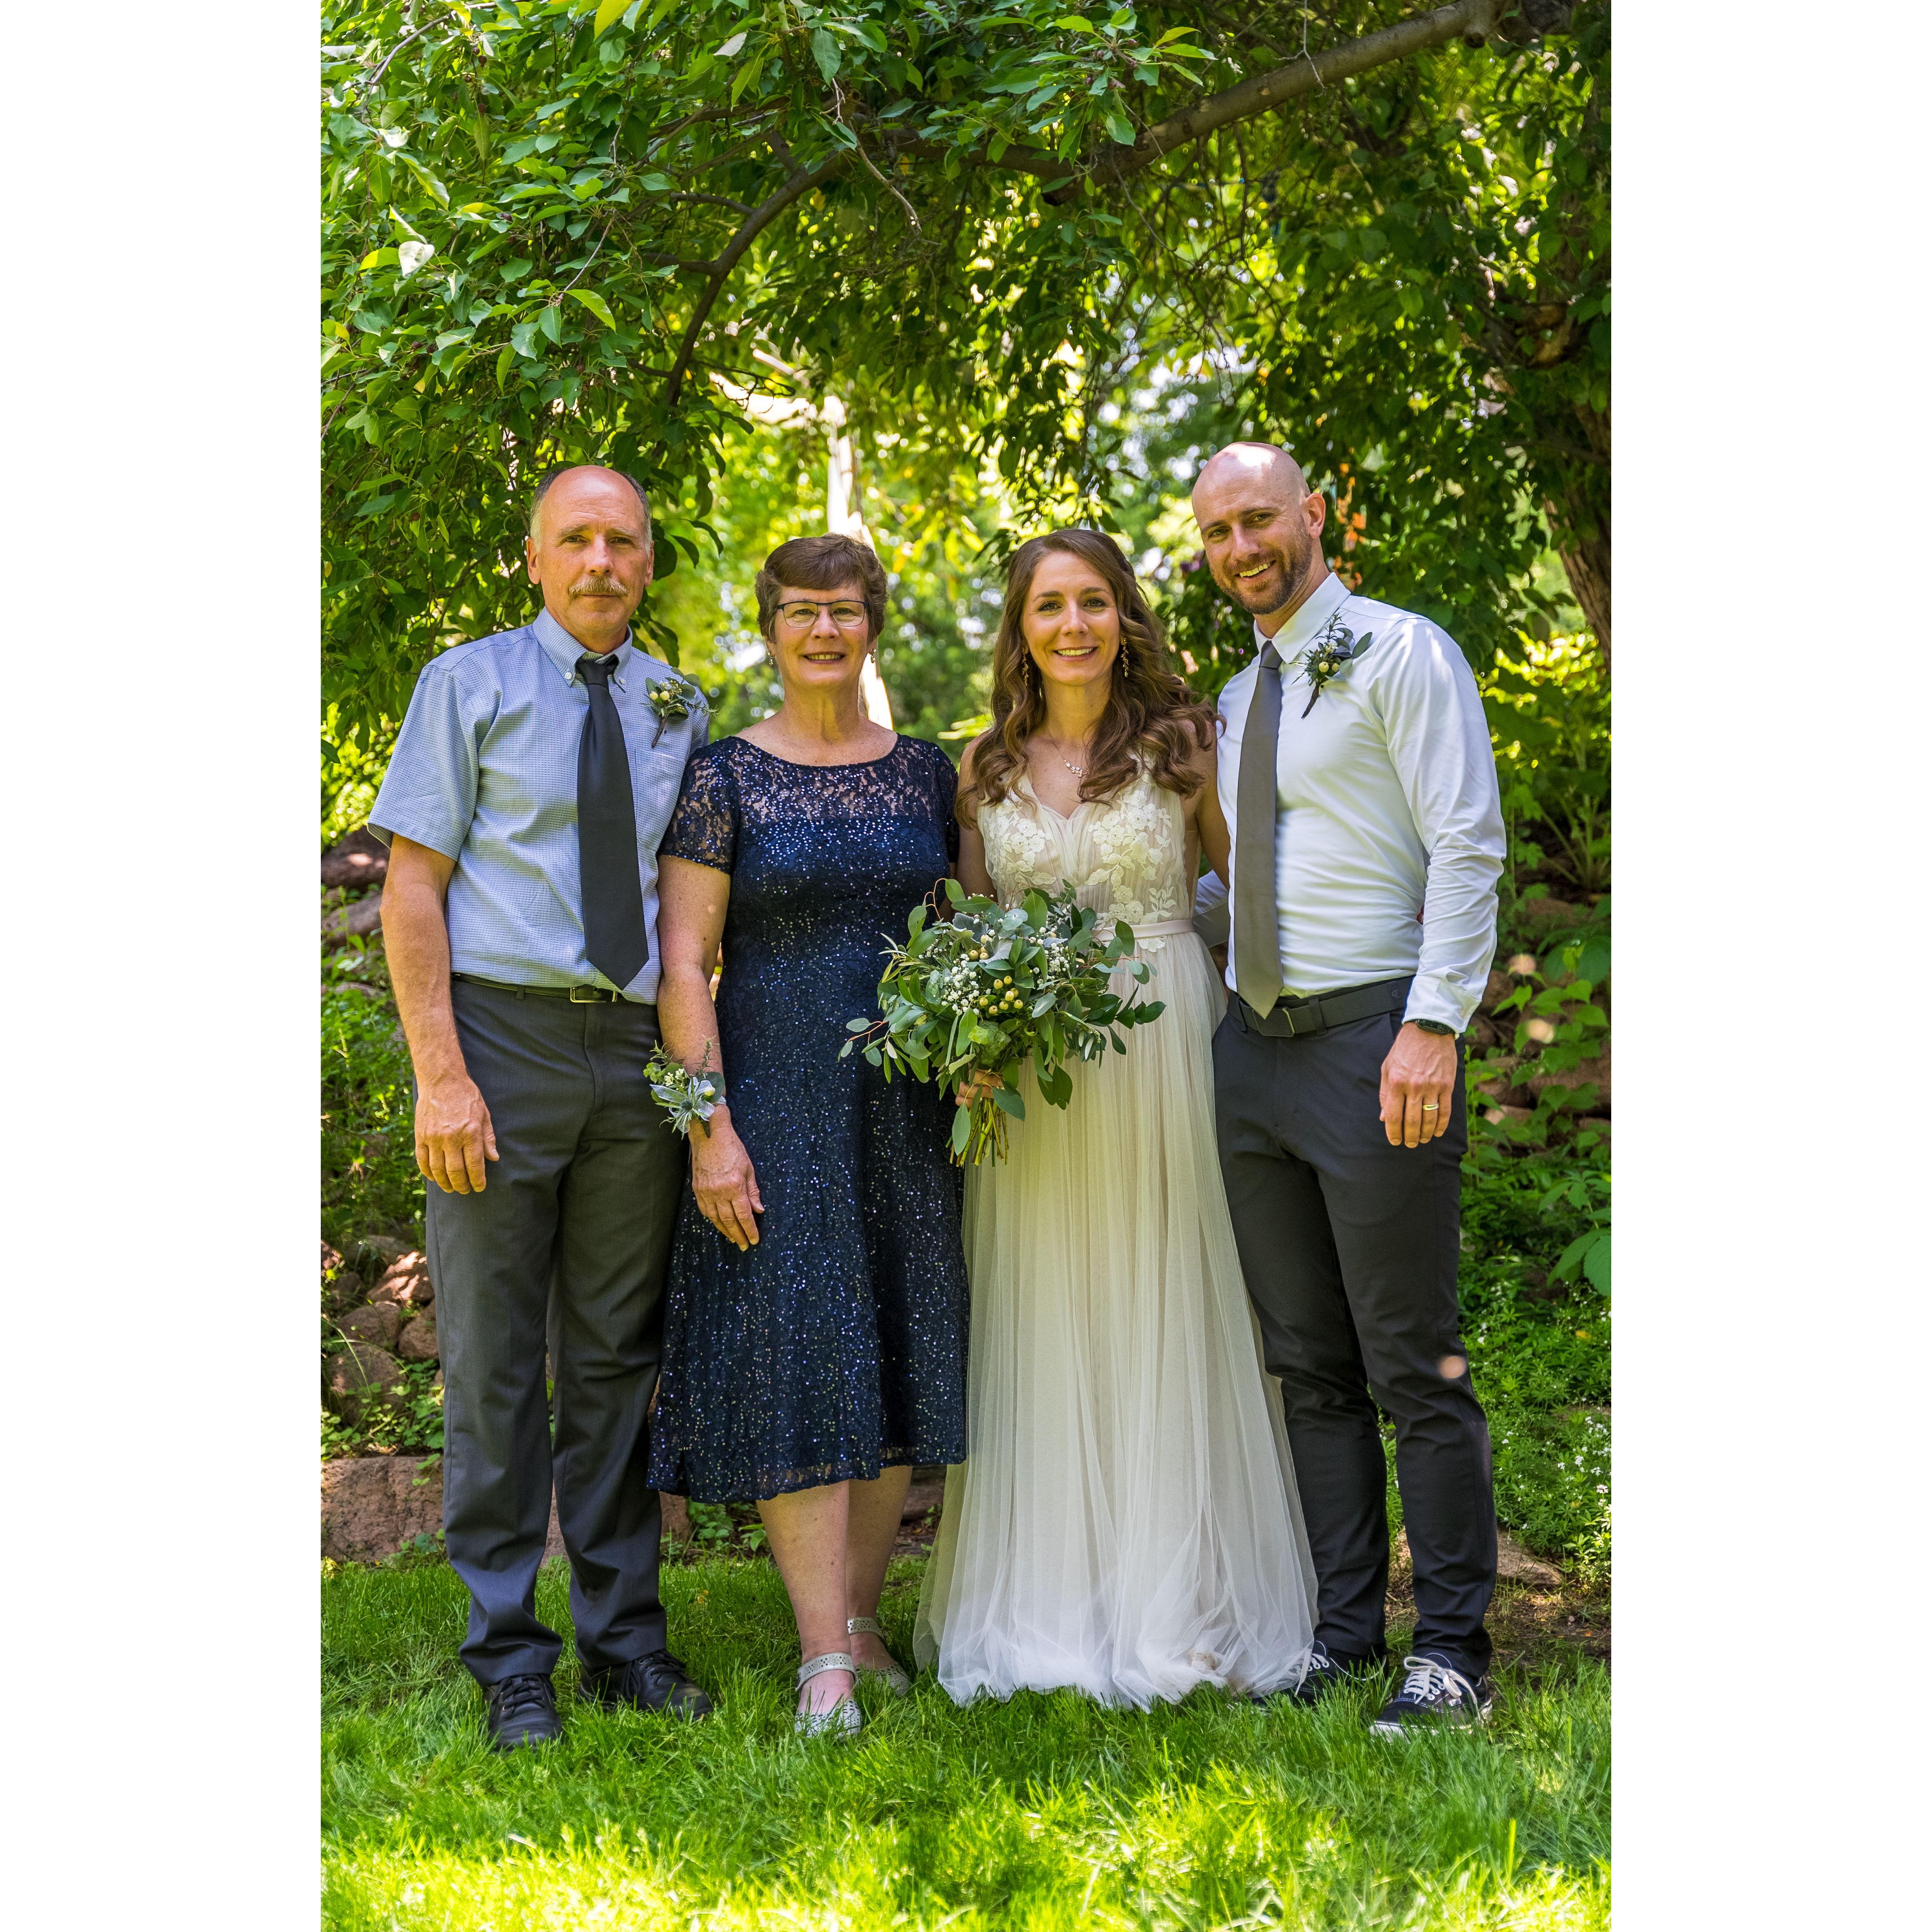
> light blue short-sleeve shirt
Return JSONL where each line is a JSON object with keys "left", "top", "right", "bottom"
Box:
{"left": 369, "top": 606, "right": 709, "bottom": 1003}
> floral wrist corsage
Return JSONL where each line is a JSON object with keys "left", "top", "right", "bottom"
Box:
{"left": 644, "top": 1043, "right": 721, "bottom": 1135}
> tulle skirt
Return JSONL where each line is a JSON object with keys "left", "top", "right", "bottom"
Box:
{"left": 914, "top": 926, "right": 1318, "bottom": 1707}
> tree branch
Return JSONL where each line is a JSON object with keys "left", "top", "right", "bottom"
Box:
{"left": 662, "top": 150, "right": 847, "bottom": 408}
{"left": 1040, "top": 0, "right": 1509, "bottom": 202}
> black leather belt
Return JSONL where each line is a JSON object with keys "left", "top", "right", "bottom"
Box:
{"left": 1232, "top": 975, "right": 1413, "bottom": 1040}
{"left": 452, "top": 971, "right": 629, "bottom": 1004}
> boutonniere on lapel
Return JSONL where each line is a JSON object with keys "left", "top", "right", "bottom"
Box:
{"left": 645, "top": 673, "right": 702, "bottom": 746}
{"left": 1298, "top": 613, "right": 1375, "bottom": 718}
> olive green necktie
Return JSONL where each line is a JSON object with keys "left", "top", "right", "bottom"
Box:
{"left": 1233, "top": 641, "right": 1285, "bottom": 1016}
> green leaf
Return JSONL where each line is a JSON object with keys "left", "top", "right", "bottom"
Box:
{"left": 568, "top": 289, "right": 616, "bottom": 329}
{"left": 1105, "top": 112, "right": 1135, "bottom": 147}
{"left": 950, "top": 1106, "right": 971, "bottom": 1156}
{"left": 539, "top": 304, "right": 562, "bottom": 344}
{"left": 811, "top": 27, "right": 841, "bottom": 81}
{"left": 1054, "top": 14, "right": 1096, "bottom": 30}
{"left": 593, "top": 0, "right": 628, "bottom": 35}
{"left": 990, "top": 1083, "right": 1026, "bottom": 1120}
{"left": 1582, "top": 1234, "right": 1611, "bottom": 1295}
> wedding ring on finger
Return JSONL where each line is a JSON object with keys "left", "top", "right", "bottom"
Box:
{"left": 1421, "top": 1102, "right": 1439, "bottom": 1112}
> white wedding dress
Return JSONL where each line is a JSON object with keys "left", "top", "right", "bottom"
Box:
{"left": 914, "top": 769, "right": 1318, "bottom": 1706}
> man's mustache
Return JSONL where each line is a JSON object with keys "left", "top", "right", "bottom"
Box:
{"left": 570, "top": 575, "right": 627, "bottom": 597}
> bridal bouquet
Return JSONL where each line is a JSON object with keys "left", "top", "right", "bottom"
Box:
{"left": 842, "top": 879, "right": 1165, "bottom": 1165}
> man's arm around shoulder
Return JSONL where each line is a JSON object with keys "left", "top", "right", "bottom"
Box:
{"left": 384, "top": 835, "right": 498, "bottom": 1194}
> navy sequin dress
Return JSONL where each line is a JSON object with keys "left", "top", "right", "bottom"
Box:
{"left": 650, "top": 735, "right": 971, "bottom": 1502}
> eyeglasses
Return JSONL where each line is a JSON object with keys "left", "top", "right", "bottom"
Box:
{"left": 775, "top": 599, "right": 869, "bottom": 629}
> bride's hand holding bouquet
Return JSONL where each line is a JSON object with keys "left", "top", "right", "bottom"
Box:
{"left": 843, "top": 878, "right": 1165, "bottom": 1164}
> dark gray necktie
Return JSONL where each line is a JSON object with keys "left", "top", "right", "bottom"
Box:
{"left": 575, "top": 653, "right": 648, "bottom": 990}
{"left": 1233, "top": 640, "right": 1285, "bottom": 1016}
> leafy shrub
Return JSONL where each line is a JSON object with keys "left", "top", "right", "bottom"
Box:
{"left": 322, "top": 959, "right": 422, "bottom": 1252}
{"left": 1484, "top": 635, "right": 1610, "bottom": 900}
{"left": 319, "top": 1356, "right": 444, "bottom": 1461}
{"left": 1457, "top": 1141, "right": 1612, "bottom": 1579}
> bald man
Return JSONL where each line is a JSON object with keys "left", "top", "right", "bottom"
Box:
{"left": 1192, "top": 442, "right": 1506, "bottom": 1734}
{"left": 370, "top": 464, "right": 714, "bottom": 1748}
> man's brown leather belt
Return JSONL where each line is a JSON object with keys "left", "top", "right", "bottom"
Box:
{"left": 452, "top": 971, "right": 630, "bottom": 1004}
{"left": 1231, "top": 975, "right": 1413, "bottom": 1040}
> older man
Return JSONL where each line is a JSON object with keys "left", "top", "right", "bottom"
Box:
{"left": 1192, "top": 442, "right": 1506, "bottom": 1734}
{"left": 369, "top": 464, "right": 711, "bottom": 1750}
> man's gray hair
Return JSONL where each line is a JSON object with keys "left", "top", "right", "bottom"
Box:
{"left": 527, "top": 464, "right": 653, "bottom": 540}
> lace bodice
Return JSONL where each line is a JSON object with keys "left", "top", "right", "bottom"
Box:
{"left": 979, "top": 768, "right": 1191, "bottom": 949}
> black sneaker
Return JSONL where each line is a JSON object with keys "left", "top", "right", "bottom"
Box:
{"left": 483, "top": 1673, "right": 560, "bottom": 1752}
{"left": 1371, "top": 1653, "right": 1494, "bottom": 1735}
{"left": 578, "top": 1649, "right": 714, "bottom": 1721}
{"left": 1253, "top": 1641, "right": 1386, "bottom": 1706}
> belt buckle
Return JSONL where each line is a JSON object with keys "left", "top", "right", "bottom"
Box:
{"left": 569, "top": 984, "right": 607, "bottom": 1003}
{"left": 1283, "top": 997, "right": 1323, "bottom": 1038}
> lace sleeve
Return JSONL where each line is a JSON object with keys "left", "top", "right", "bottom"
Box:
{"left": 927, "top": 740, "right": 961, "bottom": 866}
{"left": 660, "top": 744, "right": 739, "bottom": 873}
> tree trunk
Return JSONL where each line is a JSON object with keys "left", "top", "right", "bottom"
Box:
{"left": 1558, "top": 532, "right": 1610, "bottom": 673}
{"left": 1550, "top": 399, "right": 1610, "bottom": 672}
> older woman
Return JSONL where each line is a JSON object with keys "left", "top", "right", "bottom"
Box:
{"left": 651, "top": 533, "right": 969, "bottom": 1736}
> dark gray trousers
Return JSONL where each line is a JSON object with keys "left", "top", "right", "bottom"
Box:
{"left": 427, "top": 980, "right": 683, "bottom": 1685}
{"left": 1213, "top": 1002, "right": 1496, "bottom": 1677}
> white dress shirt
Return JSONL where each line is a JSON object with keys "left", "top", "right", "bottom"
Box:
{"left": 1215, "top": 571, "right": 1504, "bottom": 1032}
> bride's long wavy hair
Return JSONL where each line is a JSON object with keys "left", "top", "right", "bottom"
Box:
{"left": 967, "top": 528, "right": 1217, "bottom": 811}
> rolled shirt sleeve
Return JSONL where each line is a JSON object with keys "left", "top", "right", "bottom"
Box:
{"left": 367, "top": 660, "right": 481, "bottom": 859}
{"left": 1376, "top": 622, "right": 1505, "bottom": 1032}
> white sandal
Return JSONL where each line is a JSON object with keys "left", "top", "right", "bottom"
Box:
{"left": 794, "top": 1651, "right": 863, "bottom": 1738}
{"left": 847, "top": 1617, "right": 912, "bottom": 1697}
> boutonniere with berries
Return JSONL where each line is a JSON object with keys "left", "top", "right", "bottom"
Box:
{"left": 646, "top": 673, "right": 702, "bottom": 746}
{"left": 1298, "top": 613, "right": 1375, "bottom": 717}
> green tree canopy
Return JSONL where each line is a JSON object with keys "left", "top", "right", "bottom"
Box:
{"left": 322, "top": 0, "right": 1606, "bottom": 742}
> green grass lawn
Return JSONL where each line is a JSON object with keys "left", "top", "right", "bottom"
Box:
{"left": 324, "top": 1552, "right": 1608, "bottom": 1931}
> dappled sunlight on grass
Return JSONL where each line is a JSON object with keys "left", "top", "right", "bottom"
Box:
{"left": 324, "top": 1554, "right": 1608, "bottom": 1930}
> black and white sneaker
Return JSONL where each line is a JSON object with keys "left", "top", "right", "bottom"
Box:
{"left": 1254, "top": 1640, "right": 1386, "bottom": 1707}
{"left": 1371, "top": 1653, "right": 1494, "bottom": 1735}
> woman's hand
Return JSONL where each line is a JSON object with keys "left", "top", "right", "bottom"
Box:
{"left": 955, "top": 1069, "right": 999, "bottom": 1109}
{"left": 691, "top": 1107, "right": 764, "bottom": 1249}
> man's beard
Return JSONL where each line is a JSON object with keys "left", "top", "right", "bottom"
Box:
{"left": 1222, "top": 524, "right": 1314, "bottom": 615}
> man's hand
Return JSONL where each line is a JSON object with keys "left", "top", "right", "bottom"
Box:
{"left": 692, "top": 1106, "right": 763, "bottom": 1250}
{"left": 1379, "top": 1023, "right": 1458, "bottom": 1148}
{"left": 415, "top": 1075, "right": 499, "bottom": 1193}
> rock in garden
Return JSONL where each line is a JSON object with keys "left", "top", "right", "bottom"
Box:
{"left": 1483, "top": 1104, "right": 1536, "bottom": 1128}
{"left": 340, "top": 1302, "right": 403, "bottom": 1350}
{"left": 660, "top": 1493, "right": 691, "bottom": 1543}
{"left": 396, "top": 1311, "right": 439, "bottom": 1363}
{"left": 324, "top": 1342, "right": 407, "bottom": 1423}
{"left": 321, "top": 1454, "right": 442, "bottom": 1562}
{"left": 356, "top": 1234, "right": 410, "bottom": 1271}
{"left": 1496, "top": 1530, "right": 1565, "bottom": 1589}
{"left": 1519, "top": 896, "right": 1584, "bottom": 926}
{"left": 901, "top": 1480, "right": 945, "bottom": 1523}
{"left": 1527, "top": 1043, "right": 1611, "bottom": 1111}
{"left": 321, "top": 830, "right": 389, "bottom": 890}
{"left": 372, "top": 1251, "right": 433, "bottom": 1308}
{"left": 322, "top": 891, "right": 384, "bottom": 947}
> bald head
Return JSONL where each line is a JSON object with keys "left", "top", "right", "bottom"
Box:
{"left": 1193, "top": 441, "right": 1310, "bottom": 505}
{"left": 523, "top": 464, "right": 656, "bottom": 654}
{"left": 1191, "top": 441, "right": 1328, "bottom": 629}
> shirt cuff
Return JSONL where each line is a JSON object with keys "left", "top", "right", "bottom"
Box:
{"left": 1403, "top": 973, "right": 1480, "bottom": 1034}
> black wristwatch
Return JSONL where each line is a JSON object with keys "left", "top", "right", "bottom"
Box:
{"left": 1411, "top": 1017, "right": 1456, "bottom": 1037}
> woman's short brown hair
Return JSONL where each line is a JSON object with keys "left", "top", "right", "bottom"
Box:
{"left": 754, "top": 533, "right": 889, "bottom": 643}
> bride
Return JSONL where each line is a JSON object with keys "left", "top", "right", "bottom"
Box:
{"left": 915, "top": 529, "right": 1317, "bottom": 1707}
